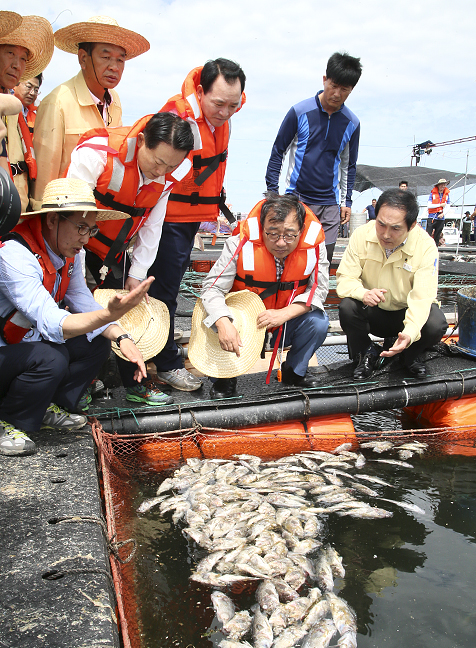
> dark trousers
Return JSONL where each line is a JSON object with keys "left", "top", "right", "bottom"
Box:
{"left": 0, "top": 334, "right": 110, "bottom": 432}
{"left": 147, "top": 221, "right": 201, "bottom": 371}
{"left": 427, "top": 217, "right": 445, "bottom": 246}
{"left": 339, "top": 298, "right": 447, "bottom": 365}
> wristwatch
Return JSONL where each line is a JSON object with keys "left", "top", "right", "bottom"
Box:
{"left": 115, "top": 333, "right": 134, "bottom": 347}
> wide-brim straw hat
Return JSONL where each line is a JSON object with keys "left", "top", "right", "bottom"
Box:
{"left": 22, "top": 178, "right": 126, "bottom": 221}
{"left": 0, "top": 11, "right": 22, "bottom": 38}
{"left": 54, "top": 15, "right": 150, "bottom": 61}
{"left": 93, "top": 289, "right": 169, "bottom": 362}
{"left": 0, "top": 15, "right": 54, "bottom": 80}
{"left": 188, "top": 291, "right": 266, "bottom": 378}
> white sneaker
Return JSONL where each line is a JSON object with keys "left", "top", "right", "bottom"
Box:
{"left": 155, "top": 368, "right": 203, "bottom": 392}
{"left": 0, "top": 420, "right": 36, "bottom": 456}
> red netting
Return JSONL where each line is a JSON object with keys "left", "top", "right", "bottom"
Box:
{"left": 92, "top": 416, "right": 476, "bottom": 648}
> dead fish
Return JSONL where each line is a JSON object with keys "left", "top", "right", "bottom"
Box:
{"left": 252, "top": 604, "right": 274, "bottom": 648}
{"left": 372, "top": 458, "right": 414, "bottom": 468}
{"left": 337, "top": 631, "right": 358, "bottom": 648}
{"left": 281, "top": 596, "right": 313, "bottom": 622}
{"left": 219, "top": 640, "right": 253, "bottom": 648}
{"left": 272, "top": 577, "right": 300, "bottom": 602}
{"left": 333, "top": 442, "right": 353, "bottom": 453}
{"left": 337, "top": 506, "right": 393, "bottom": 519}
{"left": 272, "top": 624, "right": 307, "bottom": 647}
{"left": 324, "top": 545, "right": 345, "bottom": 578}
{"left": 302, "top": 599, "right": 330, "bottom": 631}
{"left": 301, "top": 617, "right": 337, "bottom": 648}
{"left": 350, "top": 481, "right": 379, "bottom": 497}
{"left": 398, "top": 449, "right": 414, "bottom": 460}
{"left": 190, "top": 572, "right": 259, "bottom": 587}
{"left": 196, "top": 550, "right": 225, "bottom": 574}
{"left": 354, "top": 474, "right": 395, "bottom": 488}
{"left": 256, "top": 579, "right": 280, "bottom": 612}
{"left": 137, "top": 494, "right": 168, "bottom": 514}
{"left": 360, "top": 440, "right": 394, "bottom": 453}
{"left": 326, "top": 592, "right": 357, "bottom": 635}
{"left": 223, "top": 610, "right": 253, "bottom": 641}
{"left": 211, "top": 590, "right": 235, "bottom": 625}
{"left": 315, "top": 553, "right": 334, "bottom": 592}
{"left": 378, "top": 497, "right": 426, "bottom": 515}
{"left": 268, "top": 605, "right": 288, "bottom": 635}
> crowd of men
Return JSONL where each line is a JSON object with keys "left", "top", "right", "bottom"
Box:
{"left": 0, "top": 11, "right": 449, "bottom": 458}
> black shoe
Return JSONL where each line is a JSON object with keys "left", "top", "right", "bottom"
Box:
{"left": 382, "top": 337, "right": 398, "bottom": 352}
{"left": 209, "top": 377, "right": 237, "bottom": 399}
{"left": 281, "top": 363, "right": 319, "bottom": 388}
{"left": 406, "top": 359, "right": 427, "bottom": 378}
{"left": 353, "top": 343, "right": 381, "bottom": 380}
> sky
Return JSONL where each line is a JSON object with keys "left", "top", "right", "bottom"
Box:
{"left": 6, "top": 0, "right": 476, "bottom": 213}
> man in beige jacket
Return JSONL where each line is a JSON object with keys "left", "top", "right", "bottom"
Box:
{"left": 32, "top": 16, "right": 149, "bottom": 210}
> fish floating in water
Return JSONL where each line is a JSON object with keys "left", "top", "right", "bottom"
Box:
{"left": 139, "top": 438, "right": 428, "bottom": 646}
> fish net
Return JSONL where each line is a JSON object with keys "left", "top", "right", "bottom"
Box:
{"left": 91, "top": 415, "right": 476, "bottom": 648}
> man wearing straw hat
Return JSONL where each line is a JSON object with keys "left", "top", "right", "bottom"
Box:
{"left": 196, "top": 193, "right": 329, "bottom": 399}
{"left": 32, "top": 15, "right": 149, "bottom": 210}
{"left": 0, "top": 177, "right": 153, "bottom": 457}
{"left": 0, "top": 15, "right": 54, "bottom": 211}
{"left": 427, "top": 178, "right": 450, "bottom": 247}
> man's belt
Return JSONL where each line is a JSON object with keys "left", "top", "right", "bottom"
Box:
{"left": 10, "top": 161, "right": 28, "bottom": 177}
{"left": 236, "top": 273, "right": 308, "bottom": 301}
{"left": 93, "top": 189, "right": 147, "bottom": 218}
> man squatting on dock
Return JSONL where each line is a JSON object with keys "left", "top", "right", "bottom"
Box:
{"left": 200, "top": 193, "right": 330, "bottom": 399}
{"left": 0, "top": 178, "right": 154, "bottom": 456}
{"left": 337, "top": 188, "right": 448, "bottom": 380}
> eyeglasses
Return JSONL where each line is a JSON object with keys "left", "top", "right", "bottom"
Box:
{"left": 62, "top": 215, "right": 99, "bottom": 238}
{"left": 264, "top": 230, "right": 299, "bottom": 243}
{"left": 23, "top": 83, "right": 40, "bottom": 96}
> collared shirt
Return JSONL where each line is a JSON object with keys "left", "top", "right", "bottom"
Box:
{"left": 384, "top": 241, "right": 406, "bottom": 258}
{"left": 0, "top": 236, "right": 112, "bottom": 347}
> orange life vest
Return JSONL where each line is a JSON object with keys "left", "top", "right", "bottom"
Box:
{"left": 428, "top": 186, "right": 450, "bottom": 215}
{"left": 26, "top": 104, "right": 37, "bottom": 132}
{"left": 0, "top": 216, "right": 74, "bottom": 344}
{"left": 16, "top": 111, "right": 37, "bottom": 179}
{"left": 161, "top": 66, "right": 245, "bottom": 223}
{"left": 231, "top": 200, "right": 325, "bottom": 310}
{"left": 72, "top": 115, "right": 191, "bottom": 274}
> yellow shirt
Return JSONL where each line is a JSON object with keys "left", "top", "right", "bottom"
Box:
{"left": 336, "top": 220, "right": 439, "bottom": 344}
{"left": 31, "top": 71, "right": 122, "bottom": 210}
{"left": 4, "top": 114, "right": 28, "bottom": 211}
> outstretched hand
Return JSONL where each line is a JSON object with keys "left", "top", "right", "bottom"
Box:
{"left": 106, "top": 276, "right": 154, "bottom": 320}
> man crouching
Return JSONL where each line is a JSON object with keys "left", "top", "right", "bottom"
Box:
{"left": 0, "top": 178, "right": 153, "bottom": 456}
{"left": 199, "top": 193, "right": 329, "bottom": 399}
{"left": 337, "top": 188, "right": 447, "bottom": 380}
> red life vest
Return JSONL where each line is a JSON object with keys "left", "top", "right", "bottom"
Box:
{"left": 16, "top": 111, "right": 37, "bottom": 179}
{"left": 428, "top": 186, "right": 450, "bottom": 215}
{"left": 0, "top": 216, "right": 74, "bottom": 344}
{"left": 161, "top": 66, "right": 245, "bottom": 223}
{"left": 26, "top": 104, "right": 37, "bottom": 132}
{"left": 72, "top": 115, "right": 191, "bottom": 270}
{"left": 231, "top": 200, "right": 325, "bottom": 310}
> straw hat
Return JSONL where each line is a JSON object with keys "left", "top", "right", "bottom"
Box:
{"left": 54, "top": 16, "right": 150, "bottom": 60}
{"left": 93, "top": 289, "right": 169, "bottom": 362}
{"left": 0, "top": 11, "right": 22, "bottom": 38}
{"left": 437, "top": 178, "right": 448, "bottom": 185}
{"left": 188, "top": 291, "right": 266, "bottom": 378}
{"left": 0, "top": 15, "right": 54, "bottom": 80}
{"left": 22, "top": 178, "right": 126, "bottom": 221}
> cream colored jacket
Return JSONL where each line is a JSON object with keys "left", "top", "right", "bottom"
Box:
{"left": 31, "top": 71, "right": 122, "bottom": 209}
{"left": 5, "top": 114, "right": 28, "bottom": 211}
{"left": 336, "top": 220, "right": 439, "bottom": 344}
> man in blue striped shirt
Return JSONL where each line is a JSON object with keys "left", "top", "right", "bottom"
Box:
{"left": 266, "top": 52, "right": 362, "bottom": 264}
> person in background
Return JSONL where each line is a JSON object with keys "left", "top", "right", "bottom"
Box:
{"left": 399, "top": 180, "right": 408, "bottom": 191}
{"left": 0, "top": 15, "right": 54, "bottom": 211}
{"left": 362, "top": 198, "right": 377, "bottom": 220}
{"left": 0, "top": 178, "right": 153, "bottom": 457}
{"left": 426, "top": 178, "right": 450, "bottom": 247}
{"left": 146, "top": 58, "right": 246, "bottom": 393}
{"left": 337, "top": 188, "right": 447, "bottom": 380}
{"left": 200, "top": 193, "right": 329, "bottom": 398}
{"left": 32, "top": 15, "right": 149, "bottom": 210}
{"left": 265, "top": 51, "right": 362, "bottom": 264}
{"left": 13, "top": 73, "right": 41, "bottom": 132}
{"left": 462, "top": 211, "right": 473, "bottom": 245}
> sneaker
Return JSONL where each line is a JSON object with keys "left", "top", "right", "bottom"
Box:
{"left": 78, "top": 388, "right": 93, "bottom": 412}
{"left": 41, "top": 403, "right": 88, "bottom": 431}
{"left": 126, "top": 381, "right": 173, "bottom": 406}
{"left": 0, "top": 420, "right": 36, "bottom": 456}
{"left": 155, "top": 368, "right": 203, "bottom": 392}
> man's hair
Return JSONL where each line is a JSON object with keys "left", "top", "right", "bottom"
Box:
{"left": 200, "top": 58, "right": 246, "bottom": 94}
{"left": 142, "top": 113, "right": 194, "bottom": 153}
{"left": 399, "top": 180, "right": 408, "bottom": 187}
{"left": 326, "top": 52, "right": 362, "bottom": 87}
{"left": 78, "top": 42, "right": 94, "bottom": 56}
{"left": 375, "top": 188, "right": 419, "bottom": 229}
{"left": 260, "top": 193, "right": 306, "bottom": 230}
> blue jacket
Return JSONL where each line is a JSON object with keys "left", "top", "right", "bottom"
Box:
{"left": 265, "top": 91, "right": 360, "bottom": 207}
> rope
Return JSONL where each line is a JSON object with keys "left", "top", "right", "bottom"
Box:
{"left": 352, "top": 386, "right": 361, "bottom": 414}
{"left": 48, "top": 515, "right": 137, "bottom": 564}
{"left": 296, "top": 390, "right": 311, "bottom": 417}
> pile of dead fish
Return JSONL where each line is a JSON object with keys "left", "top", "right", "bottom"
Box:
{"left": 138, "top": 439, "right": 427, "bottom": 647}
